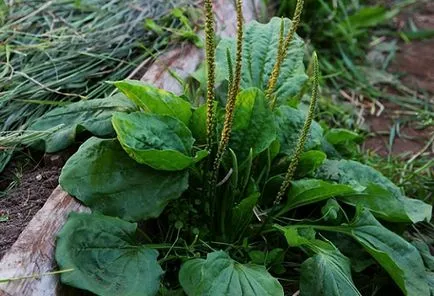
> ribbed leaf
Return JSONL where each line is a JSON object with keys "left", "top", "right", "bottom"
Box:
{"left": 114, "top": 80, "right": 192, "bottom": 124}
{"left": 28, "top": 94, "right": 135, "bottom": 152}
{"left": 56, "top": 213, "right": 163, "bottom": 296}
{"left": 112, "top": 112, "right": 207, "bottom": 171}
{"left": 216, "top": 17, "right": 307, "bottom": 104}
{"left": 316, "top": 159, "right": 432, "bottom": 223}
{"left": 229, "top": 88, "right": 277, "bottom": 160}
{"left": 179, "top": 251, "right": 283, "bottom": 296}
{"left": 60, "top": 137, "right": 188, "bottom": 221}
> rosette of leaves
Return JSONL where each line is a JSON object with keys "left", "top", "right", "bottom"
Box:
{"left": 54, "top": 1, "right": 432, "bottom": 295}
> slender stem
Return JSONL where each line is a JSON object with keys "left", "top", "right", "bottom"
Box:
{"left": 213, "top": 0, "right": 244, "bottom": 171}
{"left": 274, "top": 52, "right": 320, "bottom": 206}
{"left": 209, "top": 0, "right": 244, "bottom": 196}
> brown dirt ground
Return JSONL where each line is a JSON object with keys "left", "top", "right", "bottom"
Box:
{"left": 392, "top": 2, "right": 434, "bottom": 93}
{"left": 0, "top": 151, "right": 72, "bottom": 259}
{"left": 363, "top": 2, "right": 434, "bottom": 157}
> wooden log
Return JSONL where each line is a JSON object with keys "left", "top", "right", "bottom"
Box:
{"left": 0, "top": 0, "right": 261, "bottom": 295}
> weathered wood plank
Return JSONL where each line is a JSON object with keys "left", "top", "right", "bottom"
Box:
{"left": 0, "top": 187, "right": 90, "bottom": 296}
{"left": 0, "top": 1, "right": 261, "bottom": 295}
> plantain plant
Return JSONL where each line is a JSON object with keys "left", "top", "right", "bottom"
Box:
{"left": 54, "top": 0, "right": 433, "bottom": 295}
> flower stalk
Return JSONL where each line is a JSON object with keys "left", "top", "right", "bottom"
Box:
{"left": 204, "top": 0, "right": 217, "bottom": 152}
{"left": 226, "top": 48, "right": 234, "bottom": 92}
{"left": 274, "top": 52, "right": 320, "bottom": 206}
{"left": 211, "top": 0, "right": 244, "bottom": 183}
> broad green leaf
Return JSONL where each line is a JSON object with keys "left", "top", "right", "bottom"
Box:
{"left": 262, "top": 175, "right": 284, "bottom": 205}
{"left": 249, "top": 248, "right": 285, "bottom": 267}
{"left": 276, "top": 226, "right": 313, "bottom": 247}
{"left": 344, "top": 210, "right": 429, "bottom": 296}
{"left": 112, "top": 112, "right": 207, "bottom": 171}
{"left": 179, "top": 251, "right": 283, "bottom": 296}
{"left": 215, "top": 17, "right": 307, "bottom": 104}
{"left": 272, "top": 150, "right": 326, "bottom": 176}
{"left": 295, "top": 150, "right": 327, "bottom": 177}
{"left": 274, "top": 105, "right": 323, "bottom": 156}
{"left": 55, "top": 212, "right": 163, "bottom": 296}
{"left": 327, "top": 233, "right": 376, "bottom": 273}
{"left": 249, "top": 248, "right": 286, "bottom": 275}
{"left": 412, "top": 240, "right": 434, "bottom": 271}
{"left": 28, "top": 94, "right": 136, "bottom": 153}
{"left": 320, "top": 138, "right": 341, "bottom": 159}
{"left": 341, "top": 184, "right": 427, "bottom": 223}
{"left": 59, "top": 138, "right": 188, "bottom": 221}
{"left": 189, "top": 104, "right": 207, "bottom": 144}
{"left": 316, "top": 159, "right": 432, "bottom": 223}
{"left": 276, "top": 225, "right": 361, "bottom": 295}
{"left": 427, "top": 272, "right": 434, "bottom": 296}
{"left": 325, "top": 129, "right": 363, "bottom": 146}
{"left": 279, "top": 179, "right": 355, "bottom": 214}
{"left": 300, "top": 250, "right": 362, "bottom": 296}
{"left": 411, "top": 239, "right": 434, "bottom": 271}
{"left": 114, "top": 80, "right": 192, "bottom": 124}
{"left": 231, "top": 192, "right": 260, "bottom": 238}
{"left": 269, "top": 140, "right": 281, "bottom": 161}
{"left": 229, "top": 88, "right": 277, "bottom": 160}
{"left": 325, "top": 128, "right": 362, "bottom": 157}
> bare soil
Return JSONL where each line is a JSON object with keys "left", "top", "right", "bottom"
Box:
{"left": 363, "top": 100, "right": 434, "bottom": 156}
{"left": 392, "top": 2, "right": 434, "bottom": 93}
{"left": 0, "top": 152, "right": 72, "bottom": 259}
{"left": 363, "top": 2, "right": 434, "bottom": 156}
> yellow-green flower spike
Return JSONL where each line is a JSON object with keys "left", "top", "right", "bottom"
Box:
{"left": 293, "top": 53, "right": 315, "bottom": 104}
{"left": 267, "top": 0, "right": 304, "bottom": 109}
{"left": 277, "top": 18, "right": 285, "bottom": 61}
{"left": 266, "top": 18, "right": 285, "bottom": 102}
{"left": 274, "top": 52, "right": 319, "bottom": 206}
{"left": 204, "top": 0, "right": 217, "bottom": 152}
{"left": 226, "top": 48, "right": 234, "bottom": 91}
{"left": 210, "top": 0, "right": 244, "bottom": 187}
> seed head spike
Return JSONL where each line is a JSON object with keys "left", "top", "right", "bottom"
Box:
{"left": 204, "top": 0, "right": 217, "bottom": 152}
{"left": 274, "top": 52, "right": 319, "bottom": 206}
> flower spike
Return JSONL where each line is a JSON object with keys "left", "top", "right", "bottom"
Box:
{"left": 208, "top": 0, "right": 244, "bottom": 199}
{"left": 274, "top": 52, "right": 320, "bottom": 206}
{"left": 212, "top": 0, "right": 244, "bottom": 176}
{"left": 204, "top": 0, "right": 217, "bottom": 152}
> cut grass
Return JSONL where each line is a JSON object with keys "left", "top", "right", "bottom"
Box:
{"left": 0, "top": 0, "right": 198, "bottom": 172}
{"left": 0, "top": 0, "right": 197, "bottom": 132}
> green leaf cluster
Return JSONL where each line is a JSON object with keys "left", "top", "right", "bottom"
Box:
{"left": 51, "top": 10, "right": 432, "bottom": 296}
